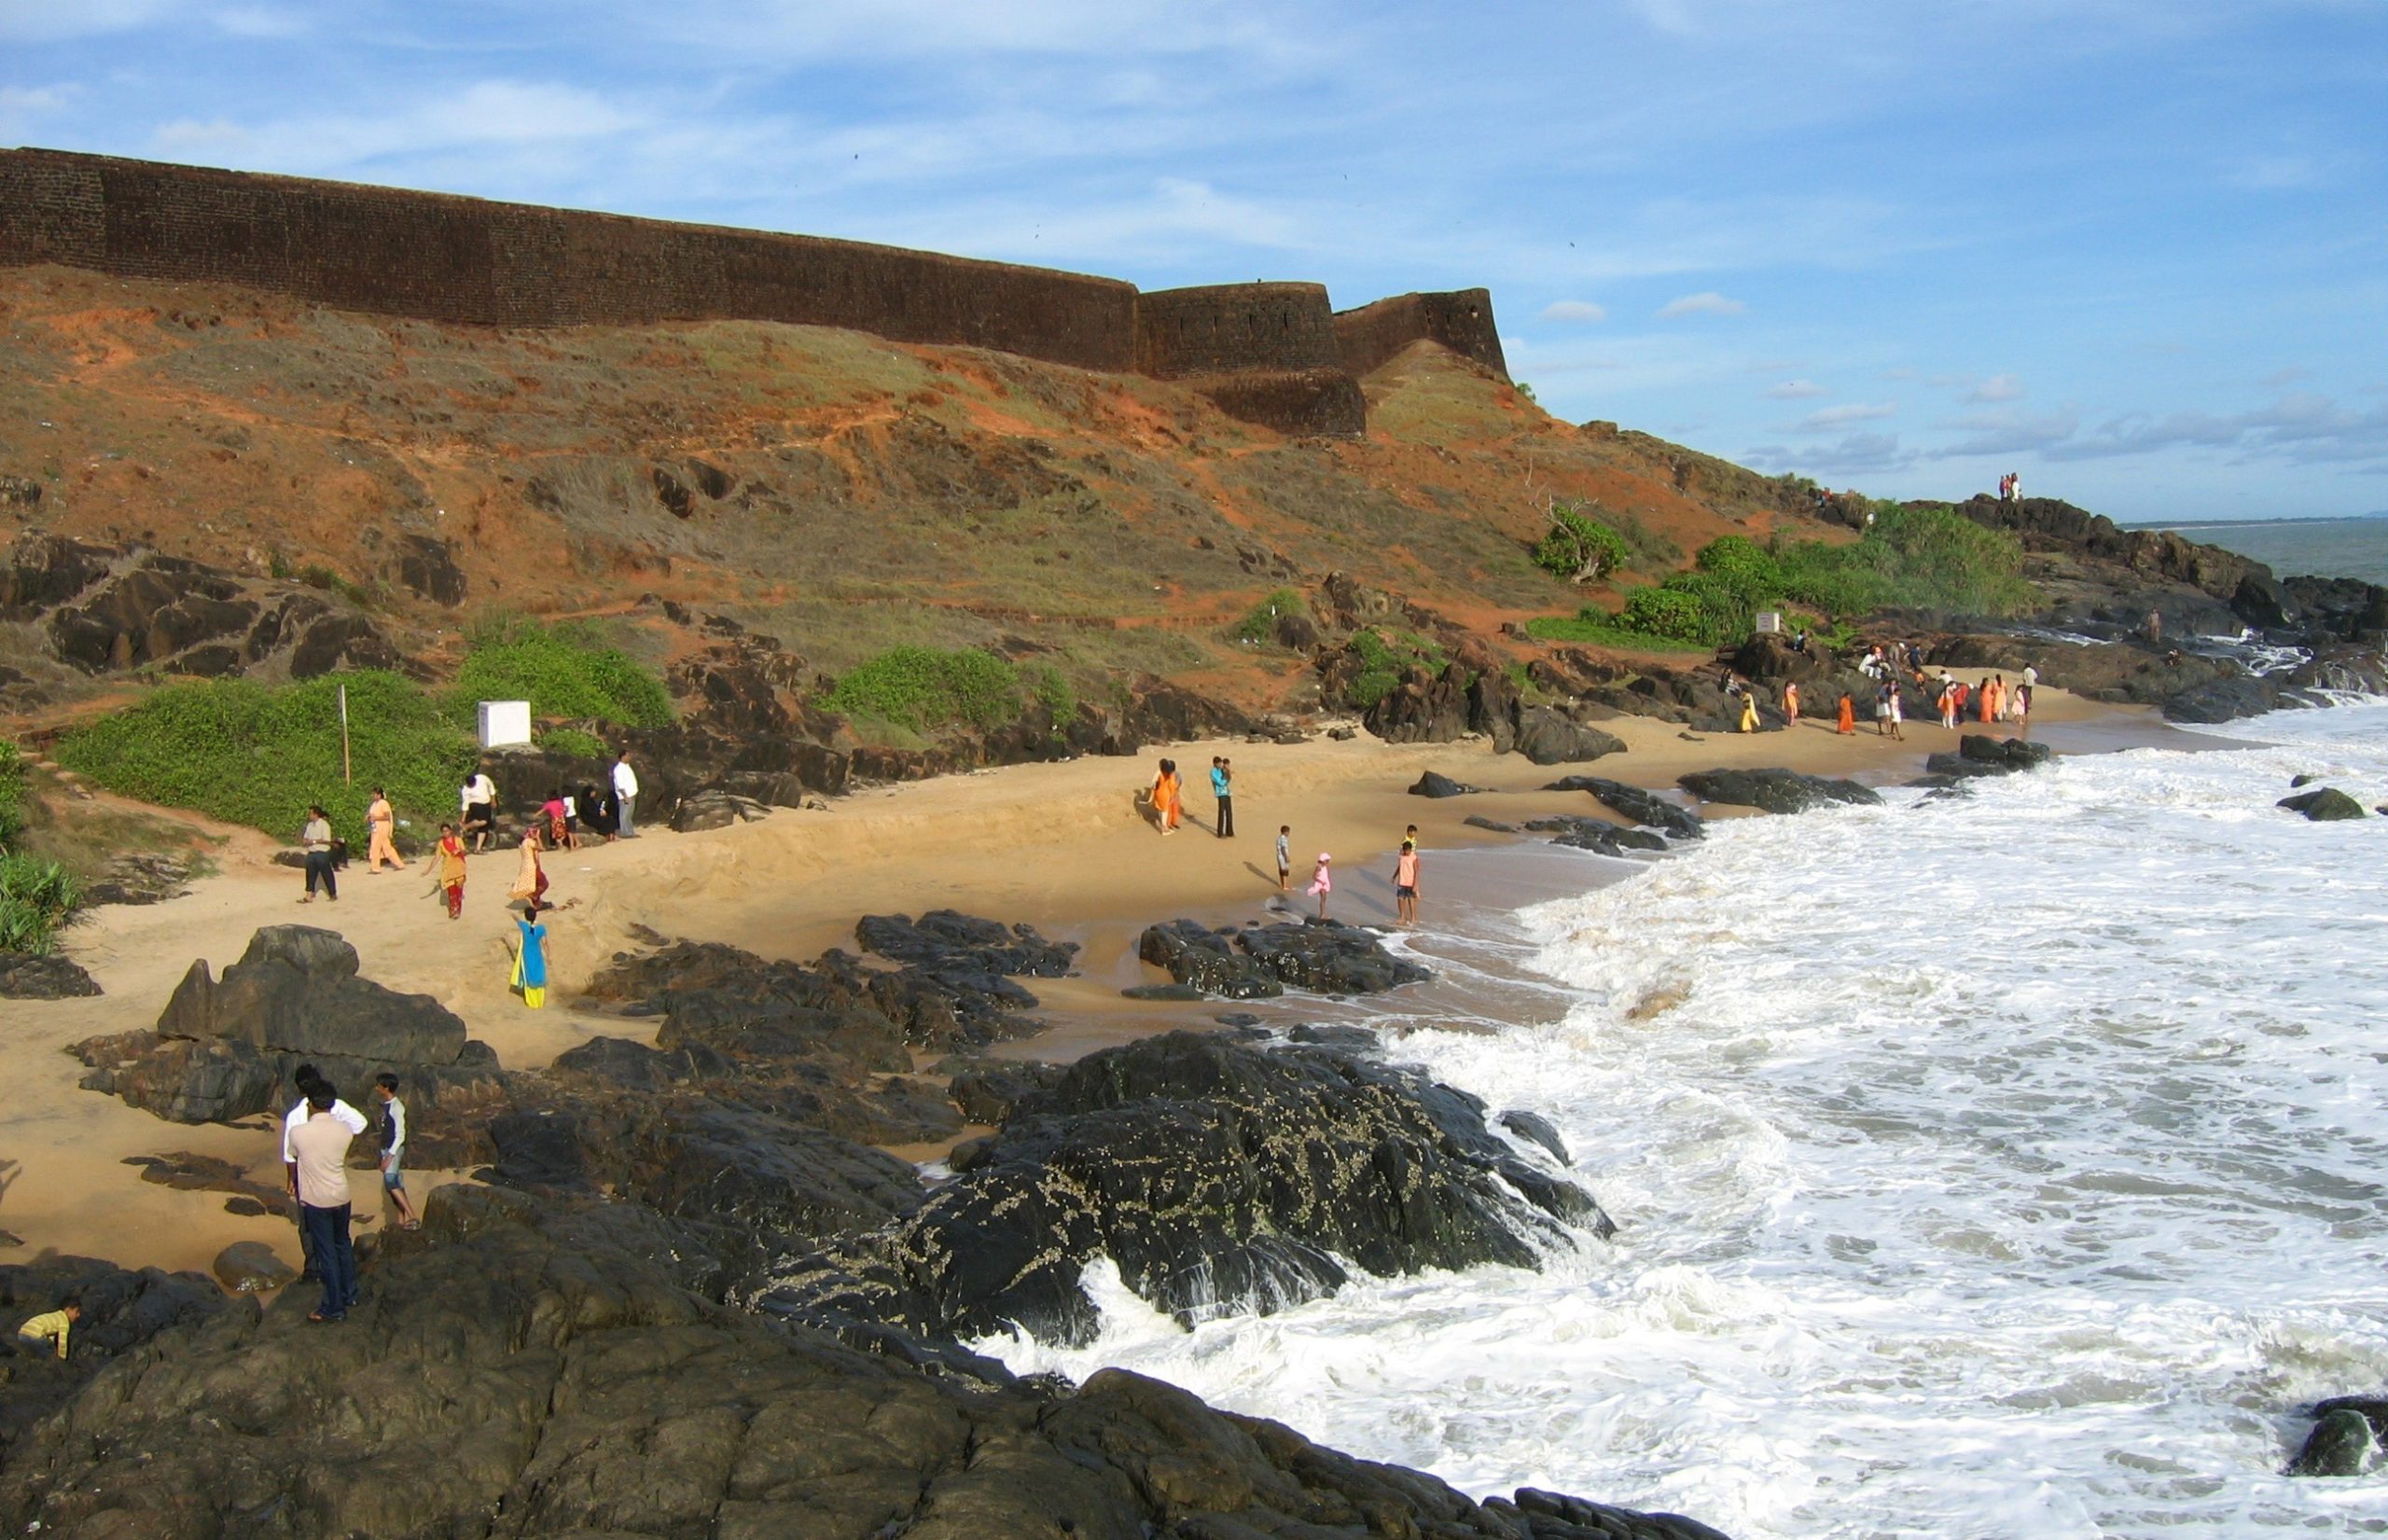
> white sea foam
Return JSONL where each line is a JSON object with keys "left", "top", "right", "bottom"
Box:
{"left": 983, "top": 705, "right": 2388, "bottom": 1537}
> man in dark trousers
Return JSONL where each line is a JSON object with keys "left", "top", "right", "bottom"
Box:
{"left": 288, "top": 1085, "right": 359, "bottom": 1324}
{"left": 1211, "top": 756, "right": 1234, "bottom": 839}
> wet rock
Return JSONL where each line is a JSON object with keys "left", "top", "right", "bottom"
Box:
{"left": 1527, "top": 815, "right": 1667, "bottom": 855}
{"left": 767, "top": 1031, "right": 1610, "bottom": 1346}
{"left": 1512, "top": 706, "right": 1627, "bottom": 766}
{"left": 210, "top": 1240, "right": 298, "bottom": 1293}
{"left": 1137, "top": 919, "right": 1284, "bottom": 1000}
{"left": 2163, "top": 673, "right": 2284, "bottom": 724}
{"left": 854, "top": 910, "right": 1077, "bottom": 978}
{"left": 1924, "top": 735, "right": 2056, "bottom": 781}
{"left": 1121, "top": 982, "right": 1204, "bottom": 1001}
{"left": 2288, "top": 1406, "right": 2378, "bottom": 1477}
{"left": 1463, "top": 814, "right": 1519, "bottom": 833}
{"left": 1409, "top": 770, "right": 1481, "bottom": 798}
{"left": 947, "top": 1061, "right": 1066, "bottom": 1126}
{"left": 128, "top": 1151, "right": 291, "bottom": 1216}
{"left": 0, "top": 952, "right": 100, "bottom": 999}
{"left": 1237, "top": 919, "right": 1431, "bottom": 994}
{"left": 2291, "top": 772, "right": 2318, "bottom": 787}
{"left": 1501, "top": 1109, "right": 1572, "bottom": 1164}
{"left": 2279, "top": 786, "right": 2366, "bottom": 821}
{"left": 1679, "top": 767, "right": 1882, "bottom": 814}
{"left": 1545, "top": 775, "right": 1706, "bottom": 839}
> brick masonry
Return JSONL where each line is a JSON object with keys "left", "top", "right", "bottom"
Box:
{"left": 0, "top": 147, "right": 1505, "bottom": 436}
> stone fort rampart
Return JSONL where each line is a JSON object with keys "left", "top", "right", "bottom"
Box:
{"left": 0, "top": 147, "right": 1506, "bottom": 435}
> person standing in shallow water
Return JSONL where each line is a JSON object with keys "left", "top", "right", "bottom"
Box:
{"left": 365, "top": 787, "right": 405, "bottom": 873}
{"left": 1306, "top": 852, "right": 1333, "bottom": 919}
{"left": 1393, "top": 839, "right": 1422, "bottom": 927}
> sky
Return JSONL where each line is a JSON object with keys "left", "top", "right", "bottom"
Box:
{"left": 4, "top": 0, "right": 2384, "bottom": 520}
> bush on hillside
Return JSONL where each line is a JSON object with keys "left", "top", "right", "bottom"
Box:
{"left": 57, "top": 672, "right": 478, "bottom": 845}
{"left": 0, "top": 742, "right": 25, "bottom": 851}
{"left": 1231, "top": 589, "right": 1310, "bottom": 645}
{"left": 1344, "top": 629, "right": 1451, "bottom": 710}
{"left": 1532, "top": 505, "right": 1632, "bottom": 583}
{"left": 448, "top": 617, "right": 673, "bottom": 729}
{"left": 823, "top": 646, "right": 1023, "bottom": 734}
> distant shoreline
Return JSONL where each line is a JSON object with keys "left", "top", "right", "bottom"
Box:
{"left": 2122, "top": 513, "right": 2388, "bottom": 532}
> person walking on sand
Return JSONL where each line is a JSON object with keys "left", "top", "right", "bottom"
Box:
{"left": 1394, "top": 839, "right": 1423, "bottom": 927}
{"left": 509, "top": 827, "right": 548, "bottom": 909}
{"left": 610, "top": 750, "right": 639, "bottom": 839}
{"left": 432, "top": 822, "right": 468, "bottom": 920}
{"left": 1837, "top": 693, "right": 1855, "bottom": 735}
{"left": 15, "top": 1300, "right": 78, "bottom": 1359}
{"left": 299, "top": 804, "right": 338, "bottom": 904}
{"left": 1938, "top": 677, "right": 1959, "bottom": 729}
{"left": 1783, "top": 680, "right": 1799, "bottom": 724}
{"left": 1886, "top": 679, "right": 1905, "bottom": 741}
{"left": 1978, "top": 676, "right": 1996, "bottom": 724}
{"left": 512, "top": 897, "right": 550, "bottom": 1009}
{"left": 365, "top": 787, "right": 405, "bottom": 873}
{"left": 1739, "top": 687, "right": 1759, "bottom": 734}
{"left": 2020, "top": 664, "right": 2037, "bottom": 717}
{"left": 372, "top": 1073, "right": 420, "bottom": 1231}
{"left": 1150, "top": 758, "right": 1181, "bottom": 835}
{"left": 1211, "top": 756, "right": 1235, "bottom": 839}
{"left": 539, "top": 790, "right": 569, "bottom": 852}
{"left": 1306, "top": 853, "right": 1333, "bottom": 920}
{"left": 289, "top": 1086, "right": 358, "bottom": 1324}
{"left": 1275, "top": 825, "right": 1293, "bottom": 892}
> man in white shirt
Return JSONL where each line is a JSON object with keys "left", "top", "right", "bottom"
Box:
{"left": 281, "top": 1064, "right": 368, "bottom": 1165}
{"left": 611, "top": 750, "right": 639, "bottom": 839}
{"left": 289, "top": 1088, "right": 358, "bottom": 1324}
{"left": 460, "top": 768, "right": 498, "bottom": 852}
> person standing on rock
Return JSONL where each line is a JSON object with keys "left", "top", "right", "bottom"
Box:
{"left": 299, "top": 804, "right": 338, "bottom": 904}
{"left": 512, "top": 897, "right": 550, "bottom": 1009}
{"left": 373, "top": 1073, "right": 420, "bottom": 1232}
{"left": 1393, "top": 839, "right": 1422, "bottom": 927}
{"left": 281, "top": 1065, "right": 366, "bottom": 1283}
{"left": 432, "top": 823, "right": 467, "bottom": 921}
{"left": 1307, "top": 852, "right": 1333, "bottom": 920}
{"left": 1211, "top": 756, "right": 1235, "bottom": 839}
{"left": 611, "top": 750, "right": 639, "bottom": 839}
{"left": 289, "top": 1085, "right": 359, "bottom": 1324}
{"left": 461, "top": 767, "right": 497, "bottom": 853}
{"left": 365, "top": 787, "right": 406, "bottom": 873}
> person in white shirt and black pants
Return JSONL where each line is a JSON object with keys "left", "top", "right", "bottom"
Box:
{"left": 611, "top": 750, "right": 639, "bottom": 839}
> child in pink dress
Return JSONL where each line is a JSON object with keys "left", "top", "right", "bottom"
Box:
{"left": 1307, "top": 853, "right": 1332, "bottom": 919}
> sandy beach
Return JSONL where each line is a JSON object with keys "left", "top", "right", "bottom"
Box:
{"left": 0, "top": 687, "right": 2203, "bottom": 1278}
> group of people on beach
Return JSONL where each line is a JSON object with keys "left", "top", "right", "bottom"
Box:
{"left": 282, "top": 1062, "right": 418, "bottom": 1325}
{"left": 1148, "top": 756, "right": 1423, "bottom": 926}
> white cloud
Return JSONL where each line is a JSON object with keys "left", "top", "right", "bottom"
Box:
{"left": 1965, "top": 372, "right": 2024, "bottom": 403}
{"left": 0, "top": 0, "right": 169, "bottom": 43}
{"left": 2221, "top": 154, "right": 2327, "bottom": 191}
{"left": 1793, "top": 401, "right": 1895, "bottom": 432}
{"left": 1657, "top": 290, "right": 1745, "bottom": 318}
{"left": 151, "top": 80, "right": 650, "bottom": 176}
{"left": 1935, "top": 408, "right": 2082, "bottom": 458}
{"left": 2260, "top": 366, "right": 2310, "bottom": 389}
{"left": 1765, "top": 379, "right": 1828, "bottom": 399}
{"left": 1539, "top": 299, "right": 1607, "bottom": 323}
{"left": 1742, "top": 432, "right": 1910, "bottom": 475}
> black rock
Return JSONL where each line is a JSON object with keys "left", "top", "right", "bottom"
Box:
{"left": 1501, "top": 1108, "right": 1572, "bottom": 1165}
{"left": 2289, "top": 1407, "right": 2379, "bottom": 1477}
{"left": 1513, "top": 706, "right": 1627, "bottom": 766}
{"left": 2291, "top": 772, "right": 2318, "bottom": 787}
{"left": 1235, "top": 919, "right": 1431, "bottom": 994}
{"left": 1463, "top": 814, "right": 1520, "bottom": 833}
{"left": 1544, "top": 775, "right": 1706, "bottom": 839}
{"left": 210, "top": 1240, "right": 297, "bottom": 1293}
{"left": 766, "top": 1032, "right": 1611, "bottom": 1345}
{"left": 1679, "top": 767, "right": 1882, "bottom": 815}
{"left": 2280, "top": 787, "right": 2367, "bottom": 821}
{"left": 855, "top": 909, "right": 1078, "bottom": 978}
{"left": 1137, "top": 919, "right": 1284, "bottom": 1000}
{"left": 1121, "top": 982, "right": 1204, "bottom": 1001}
{"left": 0, "top": 952, "right": 101, "bottom": 999}
{"left": 157, "top": 924, "right": 469, "bottom": 1065}
{"left": 1409, "top": 770, "right": 1482, "bottom": 798}
{"left": 947, "top": 1061, "right": 1066, "bottom": 1126}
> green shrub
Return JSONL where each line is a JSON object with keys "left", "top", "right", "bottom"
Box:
{"left": 1343, "top": 629, "right": 1451, "bottom": 710}
{"left": 824, "top": 646, "right": 1022, "bottom": 734}
{"left": 1520, "top": 614, "right": 1711, "bottom": 651}
{"left": 1026, "top": 664, "right": 1078, "bottom": 727}
{"left": 535, "top": 727, "right": 610, "bottom": 760}
{"left": 57, "top": 672, "right": 477, "bottom": 845}
{"left": 1533, "top": 505, "right": 1633, "bottom": 583}
{"left": 0, "top": 741, "right": 25, "bottom": 851}
{"left": 0, "top": 853, "right": 77, "bottom": 954}
{"left": 1231, "top": 589, "right": 1309, "bottom": 645}
{"left": 449, "top": 617, "right": 673, "bottom": 729}
{"left": 1616, "top": 584, "right": 1722, "bottom": 644}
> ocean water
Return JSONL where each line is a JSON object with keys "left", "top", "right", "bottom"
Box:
{"left": 986, "top": 702, "right": 2388, "bottom": 1538}
{"left": 2145, "top": 517, "right": 2388, "bottom": 586}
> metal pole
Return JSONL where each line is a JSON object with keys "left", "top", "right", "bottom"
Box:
{"left": 339, "top": 684, "right": 352, "bottom": 784}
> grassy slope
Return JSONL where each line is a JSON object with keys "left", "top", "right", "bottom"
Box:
{"left": 0, "top": 265, "right": 1816, "bottom": 717}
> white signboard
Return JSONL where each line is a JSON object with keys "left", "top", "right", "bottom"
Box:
{"left": 478, "top": 700, "right": 532, "bottom": 749}
{"left": 1755, "top": 611, "right": 1784, "bottom": 634}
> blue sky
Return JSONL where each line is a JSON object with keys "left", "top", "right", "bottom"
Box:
{"left": 5, "top": 0, "right": 2383, "bottom": 520}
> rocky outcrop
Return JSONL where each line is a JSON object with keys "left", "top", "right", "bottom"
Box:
{"left": 72, "top": 926, "right": 506, "bottom": 1151}
{"left": 0, "top": 952, "right": 99, "bottom": 999}
{"left": 2279, "top": 786, "right": 2366, "bottom": 822}
{"left": 1529, "top": 816, "right": 1670, "bottom": 856}
{"left": 1923, "top": 734, "right": 2056, "bottom": 781}
{"left": 1138, "top": 918, "right": 1429, "bottom": 1000}
{"left": 1679, "top": 767, "right": 1882, "bottom": 815}
{"left": 2289, "top": 1396, "right": 2388, "bottom": 1477}
{"left": 1545, "top": 775, "right": 1706, "bottom": 839}
{"left": 0, "top": 1252, "right": 225, "bottom": 1455}
{"left": 1513, "top": 705, "right": 1626, "bottom": 765}
{"left": 1409, "top": 770, "right": 1482, "bottom": 798}
{"left": 0, "top": 1182, "right": 1720, "bottom": 1540}
{"left": 765, "top": 1032, "right": 1608, "bottom": 1345}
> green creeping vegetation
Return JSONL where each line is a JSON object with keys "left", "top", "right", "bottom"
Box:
{"left": 823, "top": 646, "right": 1024, "bottom": 735}
{"left": 1563, "top": 503, "right": 2034, "bottom": 650}
{"left": 0, "top": 853, "right": 79, "bottom": 955}
{"left": 1346, "top": 629, "right": 1451, "bottom": 710}
{"left": 450, "top": 617, "right": 673, "bottom": 730}
{"left": 535, "top": 727, "right": 611, "bottom": 760}
{"left": 57, "top": 673, "right": 478, "bottom": 848}
{"left": 0, "top": 741, "right": 25, "bottom": 850}
{"left": 1231, "top": 589, "right": 1310, "bottom": 645}
{"left": 1026, "top": 663, "right": 1078, "bottom": 728}
{"left": 1520, "top": 614, "right": 1713, "bottom": 652}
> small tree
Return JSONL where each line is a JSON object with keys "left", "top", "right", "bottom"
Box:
{"left": 1533, "top": 502, "right": 1632, "bottom": 584}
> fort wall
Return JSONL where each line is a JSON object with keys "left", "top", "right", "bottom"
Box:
{"left": 0, "top": 148, "right": 1503, "bottom": 437}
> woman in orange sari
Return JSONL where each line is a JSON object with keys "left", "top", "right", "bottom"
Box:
{"left": 1836, "top": 693, "right": 1855, "bottom": 735}
{"left": 1151, "top": 758, "right": 1181, "bottom": 835}
{"left": 1978, "top": 676, "right": 1998, "bottom": 723}
{"left": 1783, "top": 680, "right": 1800, "bottom": 724}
